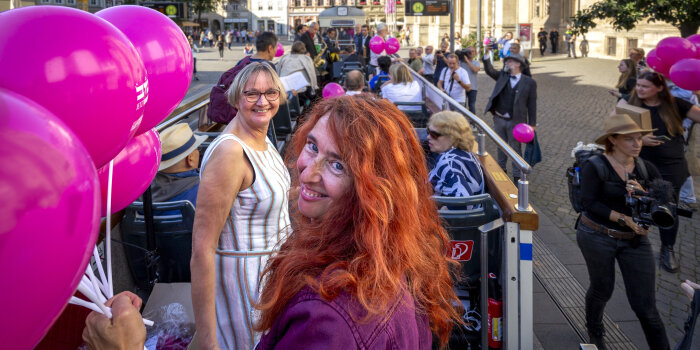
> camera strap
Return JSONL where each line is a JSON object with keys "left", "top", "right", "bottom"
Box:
{"left": 634, "top": 157, "right": 649, "bottom": 182}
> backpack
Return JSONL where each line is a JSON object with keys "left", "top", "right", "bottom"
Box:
{"left": 207, "top": 56, "right": 253, "bottom": 124}
{"left": 567, "top": 149, "right": 648, "bottom": 213}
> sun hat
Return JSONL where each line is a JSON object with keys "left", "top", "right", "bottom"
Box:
{"left": 158, "top": 123, "right": 207, "bottom": 171}
{"left": 594, "top": 114, "right": 656, "bottom": 145}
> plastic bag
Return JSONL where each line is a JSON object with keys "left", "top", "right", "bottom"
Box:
{"left": 144, "top": 302, "right": 194, "bottom": 350}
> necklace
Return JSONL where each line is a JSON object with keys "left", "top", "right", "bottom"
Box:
{"left": 606, "top": 154, "right": 634, "bottom": 180}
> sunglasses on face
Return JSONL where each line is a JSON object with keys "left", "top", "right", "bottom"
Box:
{"left": 243, "top": 89, "right": 281, "bottom": 103}
{"left": 427, "top": 128, "right": 443, "bottom": 139}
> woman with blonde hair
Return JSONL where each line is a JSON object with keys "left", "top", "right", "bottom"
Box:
{"left": 427, "top": 111, "right": 485, "bottom": 198}
{"left": 191, "top": 62, "right": 291, "bottom": 350}
{"left": 380, "top": 63, "right": 422, "bottom": 111}
{"left": 254, "top": 95, "right": 461, "bottom": 348}
{"left": 608, "top": 59, "right": 637, "bottom": 100}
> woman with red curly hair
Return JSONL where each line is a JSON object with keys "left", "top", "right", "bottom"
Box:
{"left": 254, "top": 94, "right": 461, "bottom": 349}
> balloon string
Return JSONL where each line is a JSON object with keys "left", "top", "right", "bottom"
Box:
{"left": 92, "top": 246, "right": 108, "bottom": 296}
{"left": 106, "top": 160, "right": 114, "bottom": 298}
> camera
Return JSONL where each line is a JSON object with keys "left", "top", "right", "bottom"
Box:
{"left": 625, "top": 178, "right": 675, "bottom": 228}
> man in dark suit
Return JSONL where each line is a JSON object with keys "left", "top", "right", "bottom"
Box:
{"left": 482, "top": 46, "right": 537, "bottom": 182}
{"left": 354, "top": 24, "right": 371, "bottom": 66}
{"left": 300, "top": 22, "right": 319, "bottom": 60}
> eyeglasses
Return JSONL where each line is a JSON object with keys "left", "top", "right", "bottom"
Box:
{"left": 243, "top": 89, "right": 280, "bottom": 103}
{"left": 427, "top": 128, "right": 443, "bottom": 139}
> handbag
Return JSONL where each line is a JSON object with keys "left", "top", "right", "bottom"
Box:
{"left": 524, "top": 132, "right": 542, "bottom": 167}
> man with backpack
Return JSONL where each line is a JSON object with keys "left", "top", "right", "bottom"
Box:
{"left": 207, "top": 32, "right": 278, "bottom": 124}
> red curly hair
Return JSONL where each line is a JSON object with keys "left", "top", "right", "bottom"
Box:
{"left": 254, "top": 94, "right": 460, "bottom": 347}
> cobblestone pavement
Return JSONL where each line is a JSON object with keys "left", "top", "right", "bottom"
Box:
{"left": 475, "top": 55, "right": 699, "bottom": 347}
{"left": 185, "top": 47, "right": 699, "bottom": 347}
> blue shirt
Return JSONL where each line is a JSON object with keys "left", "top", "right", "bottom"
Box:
{"left": 369, "top": 70, "right": 389, "bottom": 90}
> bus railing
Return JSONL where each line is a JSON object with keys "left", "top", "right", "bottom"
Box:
{"left": 400, "top": 61, "right": 533, "bottom": 212}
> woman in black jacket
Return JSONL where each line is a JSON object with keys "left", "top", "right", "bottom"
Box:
{"left": 578, "top": 114, "right": 669, "bottom": 350}
{"left": 616, "top": 70, "right": 700, "bottom": 272}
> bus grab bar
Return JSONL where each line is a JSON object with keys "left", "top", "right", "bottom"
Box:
{"left": 400, "top": 61, "right": 533, "bottom": 212}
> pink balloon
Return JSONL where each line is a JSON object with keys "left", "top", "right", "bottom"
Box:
{"left": 97, "top": 129, "right": 162, "bottom": 215}
{"left": 385, "top": 37, "right": 401, "bottom": 55}
{"left": 687, "top": 34, "right": 700, "bottom": 58}
{"left": 0, "top": 89, "right": 100, "bottom": 350}
{"left": 646, "top": 49, "right": 670, "bottom": 76}
{"left": 513, "top": 123, "right": 535, "bottom": 143}
{"left": 275, "top": 42, "right": 285, "bottom": 57}
{"left": 369, "top": 35, "right": 386, "bottom": 54}
{"left": 669, "top": 58, "right": 700, "bottom": 91}
{"left": 655, "top": 37, "right": 697, "bottom": 67}
{"left": 97, "top": 6, "right": 193, "bottom": 136}
{"left": 322, "top": 83, "right": 345, "bottom": 99}
{"left": 0, "top": 6, "right": 147, "bottom": 168}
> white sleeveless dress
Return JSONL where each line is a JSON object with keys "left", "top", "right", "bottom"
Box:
{"left": 200, "top": 134, "right": 291, "bottom": 350}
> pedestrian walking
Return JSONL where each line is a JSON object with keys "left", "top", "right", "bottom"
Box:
{"left": 565, "top": 25, "right": 577, "bottom": 58}
{"left": 217, "top": 35, "right": 225, "bottom": 60}
{"left": 482, "top": 46, "right": 537, "bottom": 182}
{"left": 422, "top": 45, "right": 435, "bottom": 81}
{"left": 537, "top": 27, "right": 548, "bottom": 56}
{"left": 615, "top": 71, "right": 700, "bottom": 272}
{"left": 549, "top": 27, "right": 559, "bottom": 54}
{"left": 226, "top": 31, "right": 232, "bottom": 50}
{"left": 577, "top": 113, "right": 670, "bottom": 350}
{"left": 189, "top": 36, "right": 199, "bottom": 81}
{"left": 580, "top": 35, "right": 589, "bottom": 57}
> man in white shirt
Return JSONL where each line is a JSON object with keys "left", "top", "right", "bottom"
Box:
{"left": 437, "top": 54, "right": 471, "bottom": 107}
{"left": 422, "top": 45, "right": 435, "bottom": 81}
{"left": 344, "top": 70, "right": 365, "bottom": 96}
{"left": 368, "top": 23, "right": 389, "bottom": 79}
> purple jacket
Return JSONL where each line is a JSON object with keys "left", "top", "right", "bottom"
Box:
{"left": 256, "top": 286, "right": 433, "bottom": 349}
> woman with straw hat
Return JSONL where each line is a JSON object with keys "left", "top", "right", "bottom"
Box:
{"left": 578, "top": 114, "right": 670, "bottom": 350}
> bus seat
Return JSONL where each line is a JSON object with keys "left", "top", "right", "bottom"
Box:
{"left": 394, "top": 102, "right": 430, "bottom": 128}
{"left": 433, "top": 194, "right": 501, "bottom": 290}
{"left": 120, "top": 200, "right": 195, "bottom": 291}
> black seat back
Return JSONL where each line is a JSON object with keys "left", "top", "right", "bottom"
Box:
{"left": 434, "top": 194, "right": 501, "bottom": 289}
{"left": 121, "top": 200, "right": 195, "bottom": 291}
{"left": 272, "top": 101, "right": 293, "bottom": 136}
{"left": 394, "top": 102, "right": 430, "bottom": 128}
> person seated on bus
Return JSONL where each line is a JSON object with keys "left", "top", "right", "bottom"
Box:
{"left": 368, "top": 55, "right": 392, "bottom": 91}
{"left": 342, "top": 45, "right": 363, "bottom": 64}
{"left": 148, "top": 123, "right": 207, "bottom": 206}
{"left": 380, "top": 64, "right": 422, "bottom": 111}
{"left": 344, "top": 70, "right": 365, "bottom": 96}
{"left": 426, "top": 111, "right": 485, "bottom": 199}
{"left": 276, "top": 41, "right": 318, "bottom": 94}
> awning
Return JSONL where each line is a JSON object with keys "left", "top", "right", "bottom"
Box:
{"left": 181, "top": 21, "right": 200, "bottom": 27}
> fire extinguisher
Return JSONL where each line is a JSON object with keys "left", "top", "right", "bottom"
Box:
{"left": 487, "top": 272, "right": 503, "bottom": 349}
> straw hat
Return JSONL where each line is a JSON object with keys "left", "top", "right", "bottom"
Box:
{"left": 594, "top": 114, "right": 656, "bottom": 145}
{"left": 158, "top": 124, "right": 207, "bottom": 171}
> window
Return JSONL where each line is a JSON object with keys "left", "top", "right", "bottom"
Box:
{"left": 607, "top": 37, "right": 617, "bottom": 56}
{"left": 628, "top": 38, "right": 638, "bottom": 52}
{"left": 67, "top": 0, "right": 76, "bottom": 4}
{"left": 294, "top": 0, "right": 300, "bottom": 6}
{"left": 258, "top": 2, "right": 263, "bottom": 10}
{"left": 316, "top": 0, "right": 323, "bottom": 5}
{"left": 40, "top": 0, "right": 50, "bottom": 3}
{"left": 258, "top": 20, "right": 265, "bottom": 31}
{"left": 89, "top": 0, "right": 97, "bottom": 5}
{"left": 232, "top": 3, "right": 239, "bottom": 10}
{"left": 535, "top": 0, "right": 540, "bottom": 17}
{"left": 305, "top": 0, "right": 312, "bottom": 6}
{"left": 54, "top": 0, "right": 63, "bottom": 4}
{"left": 268, "top": 20, "right": 275, "bottom": 32}
{"left": 268, "top": 2, "right": 272, "bottom": 10}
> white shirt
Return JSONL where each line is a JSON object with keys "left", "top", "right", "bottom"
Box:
{"left": 369, "top": 35, "right": 386, "bottom": 66}
{"left": 381, "top": 81, "right": 422, "bottom": 110}
{"left": 423, "top": 53, "right": 435, "bottom": 75}
{"left": 346, "top": 90, "right": 363, "bottom": 96}
{"left": 509, "top": 73, "right": 522, "bottom": 88}
{"left": 439, "top": 67, "right": 470, "bottom": 103}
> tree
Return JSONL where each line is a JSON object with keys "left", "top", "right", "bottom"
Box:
{"left": 187, "top": 0, "right": 224, "bottom": 24}
{"left": 571, "top": 0, "right": 700, "bottom": 38}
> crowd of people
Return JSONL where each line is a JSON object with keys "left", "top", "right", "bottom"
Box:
{"left": 78, "top": 24, "right": 700, "bottom": 350}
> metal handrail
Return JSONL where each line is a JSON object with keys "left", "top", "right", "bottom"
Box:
{"left": 401, "top": 61, "right": 533, "bottom": 212}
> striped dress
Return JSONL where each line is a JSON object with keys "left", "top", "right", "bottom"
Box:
{"left": 200, "top": 134, "right": 291, "bottom": 350}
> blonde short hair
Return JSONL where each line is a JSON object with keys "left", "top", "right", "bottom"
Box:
{"left": 389, "top": 64, "right": 413, "bottom": 84}
{"left": 226, "top": 62, "right": 287, "bottom": 106}
{"left": 428, "top": 111, "right": 475, "bottom": 151}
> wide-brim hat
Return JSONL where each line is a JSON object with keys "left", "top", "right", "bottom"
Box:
{"left": 158, "top": 123, "right": 207, "bottom": 171}
{"left": 594, "top": 114, "right": 656, "bottom": 145}
{"left": 503, "top": 53, "right": 528, "bottom": 68}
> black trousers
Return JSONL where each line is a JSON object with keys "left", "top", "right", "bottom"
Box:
{"left": 539, "top": 42, "right": 546, "bottom": 55}
{"left": 577, "top": 221, "right": 670, "bottom": 349}
{"left": 551, "top": 40, "right": 558, "bottom": 53}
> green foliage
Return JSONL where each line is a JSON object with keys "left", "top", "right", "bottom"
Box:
{"left": 572, "top": 0, "right": 700, "bottom": 37}
{"left": 187, "top": 0, "right": 223, "bottom": 22}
